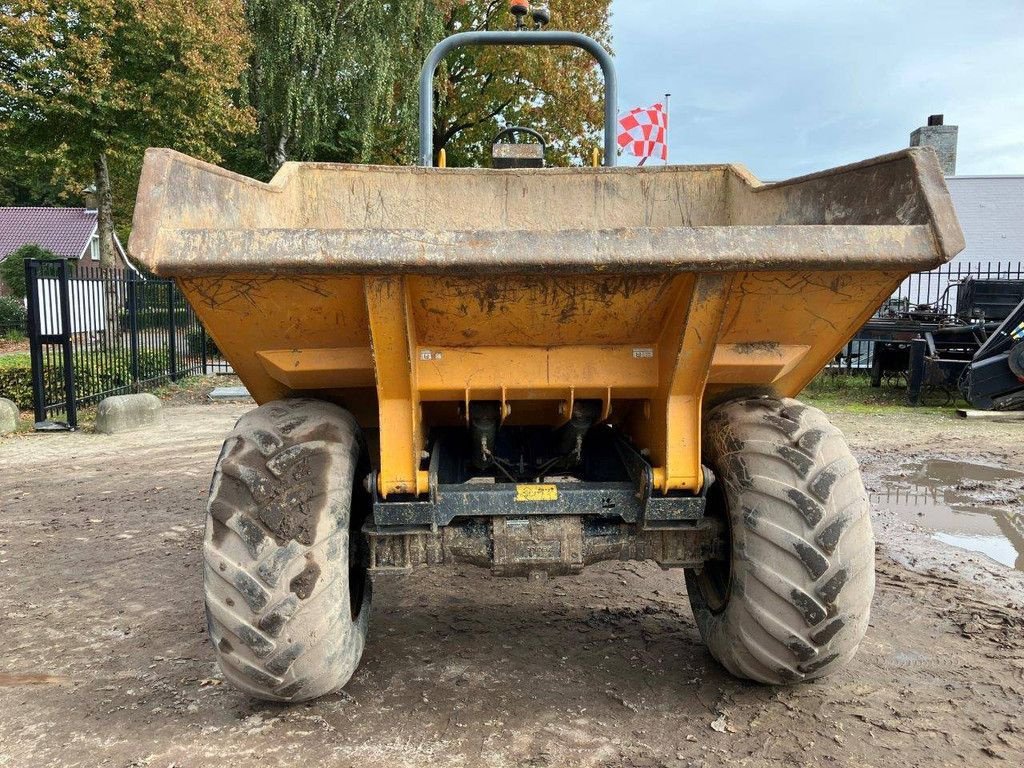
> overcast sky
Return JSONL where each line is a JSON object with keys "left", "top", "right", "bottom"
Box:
{"left": 610, "top": 0, "right": 1024, "bottom": 178}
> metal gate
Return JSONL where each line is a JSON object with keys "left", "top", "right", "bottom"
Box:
{"left": 24, "top": 259, "right": 230, "bottom": 429}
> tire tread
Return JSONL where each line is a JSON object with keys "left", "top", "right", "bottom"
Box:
{"left": 203, "top": 399, "right": 370, "bottom": 702}
{"left": 687, "top": 396, "right": 874, "bottom": 684}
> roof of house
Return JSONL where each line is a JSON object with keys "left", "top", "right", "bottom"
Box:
{"left": 0, "top": 207, "right": 99, "bottom": 260}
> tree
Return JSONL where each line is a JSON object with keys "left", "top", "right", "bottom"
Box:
{"left": 243, "top": 0, "right": 351, "bottom": 170}
{"left": 334, "top": 0, "right": 446, "bottom": 165}
{"left": 242, "top": 0, "right": 443, "bottom": 172}
{"left": 0, "top": 244, "right": 59, "bottom": 300}
{"left": 429, "top": 0, "right": 611, "bottom": 167}
{"left": 238, "top": 0, "right": 611, "bottom": 173}
{"left": 0, "top": 1, "right": 255, "bottom": 266}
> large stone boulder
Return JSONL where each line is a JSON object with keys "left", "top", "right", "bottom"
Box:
{"left": 0, "top": 397, "right": 19, "bottom": 435}
{"left": 95, "top": 393, "right": 163, "bottom": 434}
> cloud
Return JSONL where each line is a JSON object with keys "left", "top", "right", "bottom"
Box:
{"left": 610, "top": 0, "right": 1024, "bottom": 177}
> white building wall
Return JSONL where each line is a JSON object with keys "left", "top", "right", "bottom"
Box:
{"left": 945, "top": 175, "right": 1024, "bottom": 267}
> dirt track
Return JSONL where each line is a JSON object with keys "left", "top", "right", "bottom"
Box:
{"left": 1, "top": 403, "right": 1023, "bottom": 767}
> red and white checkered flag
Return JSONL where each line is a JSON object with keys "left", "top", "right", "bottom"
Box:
{"left": 614, "top": 102, "right": 671, "bottom": 162}
{"left": 617, "top": 103, "right": 669, "bottom": 162}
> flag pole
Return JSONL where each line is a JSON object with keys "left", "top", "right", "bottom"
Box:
{"left": 664, "top": 92, "right": 671, "bottom": 165}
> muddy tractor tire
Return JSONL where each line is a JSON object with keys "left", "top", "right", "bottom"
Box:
{"left": 203, "top": 399, "right": 372, "bottom": 702}
{"left": 686, "top": 397, "right": 874, "bottom": 684}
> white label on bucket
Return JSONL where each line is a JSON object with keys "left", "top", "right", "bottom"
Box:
{"left": 632, "top": 348, "right": 654, "bottom": 359}
{"left": 419, "top": 349, "right": 433, "bottom": 361}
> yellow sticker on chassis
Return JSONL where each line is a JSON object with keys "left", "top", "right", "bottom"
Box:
{"left": 515, "top": 484, "right": 558, "bottom": 502}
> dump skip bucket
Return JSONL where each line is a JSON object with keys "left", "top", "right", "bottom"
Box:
{"left": 130, "top": 147, "right": 963, "bottom": 496}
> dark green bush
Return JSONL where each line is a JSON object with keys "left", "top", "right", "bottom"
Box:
{"left": 74, "top": 350, "right": 171, "bottom": 388}
{"left": 0, "top": 364, "right": 34, "bottom": 407}
{"left": 0, "top": 359, "right": 68, "bottom": 409}
{"left": 75, "top": 358, "right": 131, "bottom": 396}
{"left": 118, "top": 307, "right": 190, "bottom": 329}
{"left": 0, "top": 349, "right": 175, "bottom": 409}
{"left": 137, "top": 349, "right": 171, "bottom": 381}
{"left": 185, "top": 328, "right": 220, "bottom": 357}
{"left": 0, "top": 244, "right": 61, "bottom": 299}
{"left": 0, "top": 296, "right": 27, "bottom": 330}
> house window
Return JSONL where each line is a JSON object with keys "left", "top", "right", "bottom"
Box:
{"left": 90, "top": 234, "right": 100, "bottom": 261}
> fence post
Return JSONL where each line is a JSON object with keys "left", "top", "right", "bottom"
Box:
{"left": 167, "top": 280, "right": 178, "bottom": 382}
{"left": 23, "top": 259, "right": 47, "bottom": 426}
{"left": 57, "top": 259, "right": 78, "bottom": 428}
{"left": 127, "top": 268, "right": 140, "bottom": 390}
{"left": 200, "top": 322, "right": 208, "bottom": 376}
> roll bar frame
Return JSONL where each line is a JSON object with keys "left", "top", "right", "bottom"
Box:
{"left": 418, "top": 30, "right": 618, "bottom": 168}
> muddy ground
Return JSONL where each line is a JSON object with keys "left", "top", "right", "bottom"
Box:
{"left": 1, "top": 403, "right": 1022, "bottom": 768}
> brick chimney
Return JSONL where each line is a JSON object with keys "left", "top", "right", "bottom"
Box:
{"left": 82, "top": 183, "right": 98, "bottom": 212}
{"left": 910, "top": 114, "right": 958, "bottom": 176}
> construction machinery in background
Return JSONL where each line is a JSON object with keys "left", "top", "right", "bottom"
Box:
{"left": 966, "top": 296, "right": 1024, "bottom": 410}
{"left": 129, "top": 4, "right": 964, "bottom": 702}
{"left": 856, "top": 277, "right": 1024, "bottom": 406}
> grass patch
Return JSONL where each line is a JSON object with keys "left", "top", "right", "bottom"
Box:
{"left": 0, "top": 351, "right": 30, "bottom": 369}
{"left": 802, "top": 371, "right": 962, "bottom": 416}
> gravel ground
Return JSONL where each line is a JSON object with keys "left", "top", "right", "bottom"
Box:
{"left": 1, "top": 402, "right": 1022, "bottom": 768}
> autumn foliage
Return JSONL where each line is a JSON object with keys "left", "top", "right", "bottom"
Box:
{"left": 431, "top": 0, "right": 612, "bottom": 167}
{"left": 0, "top": 0, "right": 254, "bottom": 262}
{"left": 0, "top": 0, "right": 612, "bottom": 242}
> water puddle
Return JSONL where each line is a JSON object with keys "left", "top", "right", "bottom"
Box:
{"left": 872, "top": 459, "right": 1024, "bottom": 571}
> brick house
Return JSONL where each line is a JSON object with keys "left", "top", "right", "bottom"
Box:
{"left": 0, "top": 207, "right": 134, "bottom": 297}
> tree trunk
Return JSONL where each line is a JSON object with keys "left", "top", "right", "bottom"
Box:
{"left": 272, "top": 132, "right": 289, "bottom": 171}
{"left": 94, "top": 153, "right": 116, "bottom": 269}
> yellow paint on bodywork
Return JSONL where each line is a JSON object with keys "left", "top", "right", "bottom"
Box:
{"left": 364, "top": 276, "right": 428, "bottom": 497}
{"left": 257, "top": 348, "right": 375, "bottom": 389}
{"left": 708, "top": 344, "right": 810, "bottom": 385}
{"left": 130, "top": 148, "right": 963, "bottom": 503}
{"left": 182, "top": 268, "right": 910, "bottom": 498}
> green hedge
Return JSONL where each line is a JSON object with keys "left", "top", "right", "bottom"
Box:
{"left": 136, "top": 350, "right": 172, "bottom": 381}
{"left": 0, "top": 297, "right": 27, "bottom": 329}
{"left": 185, "top": 328, "right": 220, "bottom": 357}
{"left": 0, "top": 349, "right": 172, "bottom": 409}
{"left": 118, "top": 307, "right": 191, "bottom": 329}
{"left": 0, "top": 364, "right": 34, "bottom": 408}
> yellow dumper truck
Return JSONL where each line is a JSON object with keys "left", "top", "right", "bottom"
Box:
{"left": 130, "top": 22, "right": 963, "bottom": 702}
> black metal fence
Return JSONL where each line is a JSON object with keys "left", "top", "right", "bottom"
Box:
{"left": 838, "top": 260, "right": 1024, "bottom": 373}
{"left": 883, "top": 260, "right": 1024, "bottom": 318}
{"left": 24, "top": 259, "right": 230, "bottom": 428}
